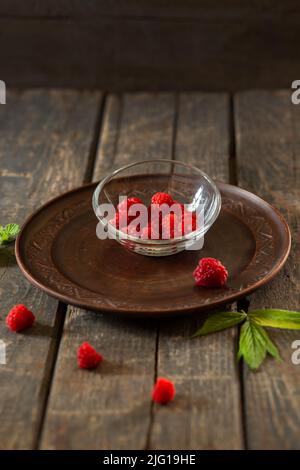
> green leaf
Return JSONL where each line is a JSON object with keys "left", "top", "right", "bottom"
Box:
{"left": 193, "top": 310, "right": 247, "bottom": 337}
{"left": 255, "top": 325, "right": 281, "bottom": 361}
{"left": 0, "top": 223, "right": 20, "bottom": 245}
{"left": 238, "top": 319, "right": 281, "bottom": 370}
{"left": 238, "top": 320, "right": 267, "bottom": 370}
{"left": 249, "top": 309, "right": 300, "bottom": 330}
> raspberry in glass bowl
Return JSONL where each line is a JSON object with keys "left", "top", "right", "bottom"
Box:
{"left": 92, "top": 159, "right": 221, "bottom": 257}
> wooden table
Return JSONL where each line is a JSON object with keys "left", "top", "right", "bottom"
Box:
{"left": 0, "top": 90, "right": 299, "bottom": 450}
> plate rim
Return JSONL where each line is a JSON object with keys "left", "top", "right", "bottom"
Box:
{"left": 15, "top": 181, "right": 291, "bottom": 316}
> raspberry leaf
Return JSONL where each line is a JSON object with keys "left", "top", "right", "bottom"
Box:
{"left": 248, "top": 309, "right": 300, "bottom": 330}
{"left": 193, "top": 311, "right": 247, "bottom": 337}
{"left": 238, "top": 319, "right": 281, "bottom": 370}
{"left": 0, "top": 223, "right": 20, "bottom": 245}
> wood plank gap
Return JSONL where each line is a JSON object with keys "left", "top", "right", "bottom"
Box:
{"left": 236, "top": 297, "right": 251, "bottom": 451}
{"left": 111, "top": 95, "right": 124, "bottom": 165}
{"left": 144, "top": 321, "right": 160, "bottom": 450}
{"left": 228, "top": 94, "right": 238, "bottom": 186}
{"left": 83, "top": 94, "right": 107, "bottom": 184}
{"left": 34, "top": 302, "right": 67, "bottom": 449}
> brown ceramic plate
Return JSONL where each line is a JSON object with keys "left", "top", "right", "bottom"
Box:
{"left": 16, "top": 182, "right": 291, "bottom": 317}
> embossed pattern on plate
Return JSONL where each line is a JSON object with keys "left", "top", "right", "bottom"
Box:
{"left": 16, "top": 182, "right": 291, "bottom": 317}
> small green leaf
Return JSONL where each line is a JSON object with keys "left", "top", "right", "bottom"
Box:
{"left": 238, "top": 319, "right": 281, "bottom": 370}
{"left": 238, "top": 320, "right": 267, "bottom": 370}
{"left": 249, "top": 309, "right": 300, "bottom": 330}
{"left": 0, "top": 223, "right": 20, "bottom": 245}
{"left": 254, "top": 325, "right": 281, "bottom": 361}
{"left": 193, "top": 311, "right": 247, "bottom": 337}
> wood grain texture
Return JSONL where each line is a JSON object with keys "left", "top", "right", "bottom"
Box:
{"left": 149, "top": 93, "right": 244, "bottom": 450}
{"left": 1, "top": 2, "right": 300, "bottom": 90}
{"left": 40, "top": 93, "right": 176, "bottom": 450}
{"left": 0, "top": 89, "right": 102, "bottom": 449}
{"left": 235, "top": 90, "right": 300, "bottom": 449}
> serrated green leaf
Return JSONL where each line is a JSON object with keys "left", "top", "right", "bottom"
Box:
{"left": 0, "top": 223, "right": 20, "bottom": 245}
{"left": 193, "top": 311, "right": 247, "bottom": 337}
{"left": 255, "top": 325, "right": 281, "bottom": 361}
{"left": 238, "top": 319, "right": 281, "bottom": 370}
{"left": 5, "top": 223, "right": 20, "bottom": 237}
{"left": 238, "top": 320, "right": 267, "bottom": 370}
{"left": 249, "top": 309, "right": 300, "bottom": 330}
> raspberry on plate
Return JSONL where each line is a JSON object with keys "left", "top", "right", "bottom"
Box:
{"left": 151, "top": 192, "right": 174, "bottom": 206}
{"left": 77, "top": 342, "right": 103, "bottom": 369}
{"left": 6, "top": 304, "right": 35, "bottom": 332}
{"left": 193, "top": 257, "right": 228, "bottom": 287}
{"left": 152, "top": 377, "right": 176, "bottom": 405}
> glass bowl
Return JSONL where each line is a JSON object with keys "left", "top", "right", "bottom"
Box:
{"left": 92, "top": 159, "right": 221, "bottom": 256}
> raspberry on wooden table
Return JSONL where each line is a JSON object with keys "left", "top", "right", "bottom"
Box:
{"left": 77, "top": 342, "right": 103, "bottom": 369}
{"left": 152, "top": 377, "right": 176, "bottom": 405}
{"left": 6, "top": 304, "right": 35, "bottom": 332}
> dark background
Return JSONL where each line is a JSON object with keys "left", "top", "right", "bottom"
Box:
{"left": 1, "top": 0, "right": 299, "bottom": 90}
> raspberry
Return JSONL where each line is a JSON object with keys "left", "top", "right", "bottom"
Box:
{"left": 161, "top": 213, "right": 181, "bottom": 239}
{"left": 193, "top": 257, "right": 228, "bottom": 287}
{"left": 151, "top": 192, "right": 174, "bottom": 206}
{"left": 77, "top": 342, "right": 103, "bottom": 369}
{"left": 152, "top": 377, "right": 176, "bottom": 405}
{"left": 182, "top": 211, "right": 197, "bottom": 234}
{"left": 172, "top": 200, "right": 185, "bottom": 215}
{"left": 109, "top": 212, "right": 128, "bottom": 230}
{"left": 109, "top": 212, "right": 120, "bottom": 229}
{"left": 117, "top": 196, "right": 143, "bottom": 213}
{"left": 127, "top": 222, "right": 143, "bottom": 238}
{"left": 141, "top": 223, "right": 160, "bottom": 240}
{"left": 6, "top": 304, "right": 35, "bottom": 332}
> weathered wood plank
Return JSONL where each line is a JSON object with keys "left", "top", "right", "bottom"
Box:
{"left": 40, "top": 93, "right": 176, "bottom": 450}
{"left": 150, "top": 93, "right": 244, "bottom": 450}
{"left": 0, "top": 89, "right": 102, "bottom": 449}
{"left": 235, "top": 90, "right": 300, "bottom": 449}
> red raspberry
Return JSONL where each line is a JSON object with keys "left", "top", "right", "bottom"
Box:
{"left": 126, "top": 223, "right": 143, "bottom": 237}
{"left": 109, "top": 212, "right": 120, "bottom": 229}
{"left": 109, "top": 212, "right": 127, "bottom": 230}
{"left": 182, "top": 211, "right": 198, "bottom": 234}
{"left": 172, "top": 200, "right": 185, "bottom": 214}
{"left": 141, "top": 223, "right": 160, "bottom": 240}
{"left": 77, "top": 342, "right": 103, "bottom": 369}
{"left": 6, "top": 304, "right": 35, "bottom": 332}
{"left": 151, "top": 192, "right": 174, "bottom": 206}
{"left": 117, "top": 196, "right": 143, "bottom": 213}
{"left": 161, "top": 213, "right": 181, "bottom": 239}
{"left": 152, "top": 377, "right": 176, "bottom": 405}
{"left": 193, "top": 257, "right": 228, "bottom": 287}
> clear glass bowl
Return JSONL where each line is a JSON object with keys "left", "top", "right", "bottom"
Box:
{"left": 92, "top": 159, "right": 221, "bottom": 256}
